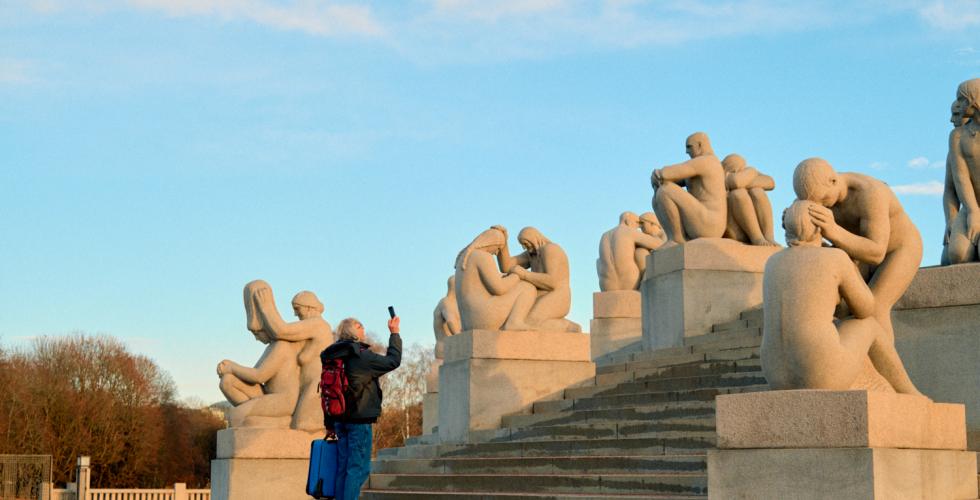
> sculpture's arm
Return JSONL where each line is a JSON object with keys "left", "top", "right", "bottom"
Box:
{"left": 747, "top": 173, "right": 775, "bottom": 191}
{"left": 633, "top": 232, "right": 664, "bottom": 251}
{"left": 444, "top": 304, "right": 462, "bottom": 335}
{"left": 943, "top": 163, "right": 959, "bottom": 230}
{"left": 513, "top": 247, "right": 565, "bottom": 291}
{"left": 838, "top": 252, "right": 876, "bottom": 319}
{"left": 726, "top": 168, "right": 759, "bottom": 190}
{"left": 477, "top": 258, "right": 519, "bottom": 295}
{"left": 255, "top": 288, "right": 319, "bottom": 342}
{"left": 809, "top": 199, "right": 889, "bottom": 265}
{"left": 658, "top": 159, "right": 698, "bottom": 183}
{"left": 230, "top": 346, "right": 289, "bottom": 385}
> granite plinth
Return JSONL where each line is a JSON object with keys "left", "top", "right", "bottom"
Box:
{"left": 592, "top": 291, "right": 641, "bottom": 318}
{"left": 438, "top": 329, "right": 594, "bottom": 443}
{"left": 212, "top": 428, "right": 324, "bottom": 500}
{"left": 216, "top": 427, "right": 323, "bottom": 459}
{"left": 641, "top": 238, "right": 778, "bottom": 350}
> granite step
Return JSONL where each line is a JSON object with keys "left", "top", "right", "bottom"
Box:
{"left": 502, "top": 400, "right": 716, "bottom": 429}
{"left": 362, "top": 490, "right": 705, "bottom": 499}
{"left": 381, "top": 436, "right": 715, "bottom": 460}
{"left": 372, "top": 454, "right": 707, "bottom": 475}
{"left": 596, "top": 347, "right": 759, "bottom": 377}
{"left": 566, "top": 372, "right": 766, "bottom": 400}
{"left": 366, "top": 472, "right": 708, "bottom": 496}
{"left": 476, "top": 421, "right": 715, "bottom": 444}
{"left": 533, "top": 385, "right": 768, "bottom": 414}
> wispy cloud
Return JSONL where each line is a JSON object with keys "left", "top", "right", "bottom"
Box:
{"left": 919, "top": 0, "right": 980, "bottom": 30}
{"left": 892, "top": 180, "right": 944, "bottom": 195}
{"left": 907, "top": 156, "right": 944, "bottom": 169}
{"left": 0, "top": 59, "right": 37, "bottom": 85}
{"left": 870, "top": 161, "right": 888, "bottom": 170}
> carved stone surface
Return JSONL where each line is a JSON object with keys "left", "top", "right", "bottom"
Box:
{"left": 792, "top": 160, "right": 926, "bottom": 397}
{"left": 650, "top": 132, "right": 728, "bottom": 245}
{"left": 218, "top": 280, "right": 331, "bottom": 430}
{"left": 455, "top": 226, "right": 581, "bottom": 333}
{"left": 596, "top": 211, "right": 665, "bottom": 291}
{"left": 433, "top": 275, "right": 461, "bottom": 359}
{"left": 944, "top": 78, "right": 980, "bottom": 265}
{"left": 721, "top": 153, "right": 778, "bottom": 247}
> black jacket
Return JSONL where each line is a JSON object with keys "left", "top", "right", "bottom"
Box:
{"left": 321, "top": 334, "right": 402, "bottom": 423}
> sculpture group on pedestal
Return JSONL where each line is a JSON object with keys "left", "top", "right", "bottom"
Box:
{"left": 217, "top": 280, "right": 333, "bottom": 430}
{"left": 454, "top": 225, "right": 581, "bottom": 332}
{"left": 596, "top": 211, "right": 665, "bottom": 291}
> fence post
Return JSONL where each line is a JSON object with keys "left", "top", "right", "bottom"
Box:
{"left": 75, "top": 457, "right": 90, "bottom": 500}
{"left": 174, "top": 482, "right": 188, "bottom": 500}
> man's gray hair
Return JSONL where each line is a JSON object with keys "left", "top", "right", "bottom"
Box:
{"left": 336, "top": 317, "right": 361, "bottom": 342}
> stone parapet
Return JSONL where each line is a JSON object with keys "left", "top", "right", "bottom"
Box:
{"left": 641, "top": 238, "right": 779, "bottom": 350}
{"left": 438, "top": 329, "right": 594, "bottom": 443}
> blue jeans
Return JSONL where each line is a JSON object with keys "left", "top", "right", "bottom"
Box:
{"left": 334, "top": 422, "right": 373, "bottom": 500}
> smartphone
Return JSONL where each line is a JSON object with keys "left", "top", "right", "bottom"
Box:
{"left": 388, "top": 306, "right": 396, "bottom": 319}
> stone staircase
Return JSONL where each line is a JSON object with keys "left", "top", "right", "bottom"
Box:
{"left": 362, "top": 310, "right": 767, "bottom": 499}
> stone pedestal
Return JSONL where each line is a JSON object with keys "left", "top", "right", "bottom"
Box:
{"left": 211, "top": 427, "right": 323, "bottom": 500}
{"left": 438, "top": 329, "right": 594, "bottom": 443}
{"left": 707, "top": 390, "right": 978, "bottom": 500}
{"left": 422, "top": 359, "right": 442, "bottom": 435}
{"left": 894, "top": 262, "right": 980, "bottom": 450}
{"left": 590, "top": 290, "right": 642, "bottom": 364}
{"left": 640, "top": 238, "right": 779, "bottom": 350}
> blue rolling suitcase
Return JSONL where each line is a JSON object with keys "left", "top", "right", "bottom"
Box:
{"left": 306, "top": 437, "right": 338, "bottom": 498}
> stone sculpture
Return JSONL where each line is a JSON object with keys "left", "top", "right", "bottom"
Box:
{"left": 944, "top": 78, "right": 980, "bottom": 264}
{"left": 218, "top": 280, "right": 332, "bottom": 430}
{"left": 597, "top": 211, "right": 666, "bottom": 291}
{"left": 651, "top": 132, "right": 727, "bottom": 246}
{"left": 454, "top": 226, "right": 538, "bottom": 331}
{"left": 722, "top": 154, "right": 778, "bottom": 246}
{"left": 762, "top": 200, "right": 912, "bottom": 392}
{"left": 433, "top": 275, "right": 461, "bottom": 359}
{"left": 792, "top": 158, "right": 926, "bottom": 397}
{"left": 499, "top": 226, "right": 582, "bottom": 332}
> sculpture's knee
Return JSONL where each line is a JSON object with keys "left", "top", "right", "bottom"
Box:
{"left": 220, "top": 373, "right": 238, "bottom": 392}
{"left": 728, "top": 188, "right": 750, "bottom": 203}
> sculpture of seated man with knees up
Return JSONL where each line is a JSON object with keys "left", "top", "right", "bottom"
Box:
{"left": 499, "top": 226, "right": 582, "bottom": 332}
{"left": 454, "top": 226, "right": 538, "bottom": 331}
{"left": 597, "top": 211, "right": 666, "bottom": 291}
{"left": 635, "top": 212, "right": 667, "bottom": 277}
{"left": 945, "top": 78, "right": 980, "bottom": 264}
{"left": 793, "top": 158, "right": 926, "bottom": 397}
{"left": 218, "top": 280, "right": 304, "bottom": 428}
{"left": 722, "top": 153, "right": 778, "bottom": 246}
{"left": 252, "top": 283, "right": 333, "bottom": 430}
{"left": 433, "top": 275, "right": 461, "bottom": 359}
{"left": 761, "top": 200, "right": 920, "bottom": 392}
{"left": 651, "top": 132, "right": 727, "bottom": 246}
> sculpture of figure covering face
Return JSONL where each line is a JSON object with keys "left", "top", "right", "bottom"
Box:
{"left": 790, "top": 159, "right": 927, "bottom": 398}
{"left": 721, "top": 153, "right": 779, "bottom": 246}
{"left": 454, "top": 227, "right": 538, "bottom": 331}
{"left": 597, "top": 211, "right": 665, "bottom": 291}
{"left": 217, "top": 280, "right": 332, "bottom": 430}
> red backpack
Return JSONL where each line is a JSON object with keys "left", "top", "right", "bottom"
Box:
{"left": 319, "top": 358, "right": 349, "bottom": 418}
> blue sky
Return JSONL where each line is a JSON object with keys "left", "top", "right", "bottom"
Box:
{"left": 1, "top": 0, "right": 978, "bottom": 404}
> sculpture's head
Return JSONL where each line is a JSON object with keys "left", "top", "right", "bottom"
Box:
{"left": 957, "top": 78, "right": 980, "bottom": 120}
{"left": 619, "top": 211, "right": 639, "bottom": 228}
{"left": 685, "top": 132, "right": 713, "bottom": 158}
{"left": 455, "top": 226, "right": 507, "bottom": 270}
{"left": 252, "top": 328, "right": 271, "bottom": 345}
{"left": 291, "top": 291, "right": 324, "bottom": 319}
{"left": 783, "top": 200, "right": 822, "bottom": 247}
{"left": 336, "top": 317, "right": 366, "bottom": 343}
{"left": 793, "top": 158, "right": 844, "bottom": 207}
{"left": 951, "top": 99, "right": 967, "bottom": 127}
{"left": 518, "top": 227, "right": 550, "bottom": 255}
{"left": 639, "top": 212, "right": 663, "bottom": 237}
{"left": 722, "top": 154, "right": 747, "bottom": 174}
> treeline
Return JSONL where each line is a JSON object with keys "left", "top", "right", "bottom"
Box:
{"left": 0, "top": 333, "right": 433, "bottom": 486}
{"left": 0, "top": 335, "right": 224, "bottom": 488}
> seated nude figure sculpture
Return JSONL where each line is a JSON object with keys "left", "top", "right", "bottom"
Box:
{"left": 499, "top": 226, "right": 582, "bottom": 332}
{"left": 433, "top": 275, "right": 461, "bottom": 359}
{"left": 454, "top": 226, "right": 538, "bottom": 331}
{"left": 762, "top": 201, "right": 914, "bottom": 392}
{"left": 945, "top": 78, "right": 980, "bottom": 264}
{"left": 218, "top": 280, "right": 304, "bottom": 428}
{"left": 252, "top": 284, "right": 332, "bottom": 430}
{"left": 793, "top": 159, "right": 926, "bottom": 397}
{"left": 597, "top": 211, "right": 665, "bottom": 291}
{"left": 721, "top": 154, "right": 778, "bottom": 246}
{"left": 651, "top": 132, "right": 727, "bottom": 246}
{"left": 942, "top": 97, "right": 970, "bottom": 264}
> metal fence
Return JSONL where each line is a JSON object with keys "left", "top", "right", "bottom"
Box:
{"left": 0, "top": 455, "right": 53, "bottom": 500}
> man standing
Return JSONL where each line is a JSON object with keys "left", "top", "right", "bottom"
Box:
{"left": 321, "top": 315, "right": 402, "bottom": 500}
{"left": 651, "top": 132, "right": 728, "bottom": 246}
